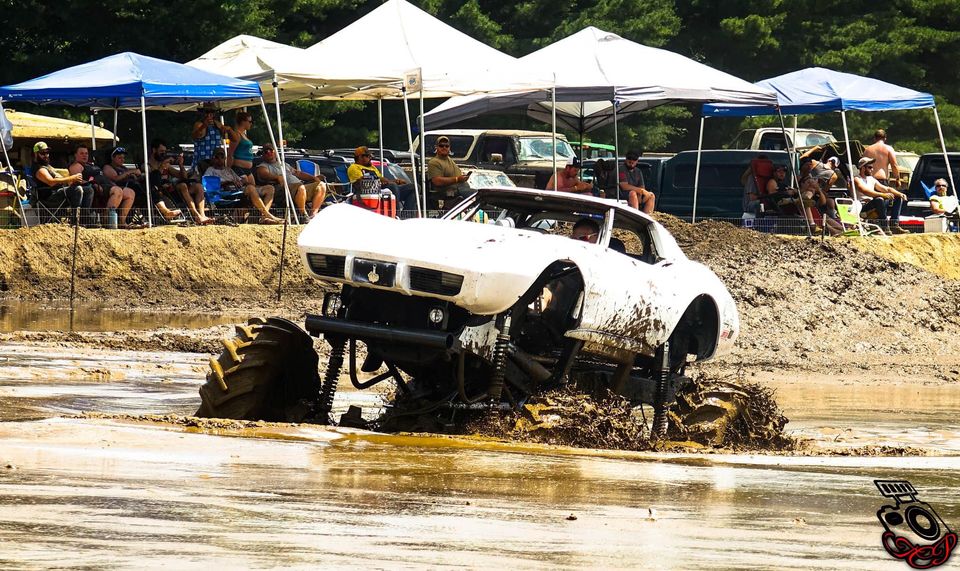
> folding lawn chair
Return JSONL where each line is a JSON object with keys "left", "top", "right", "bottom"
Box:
{"left": 835, "top": 197, "right": 885, "bottom": 237}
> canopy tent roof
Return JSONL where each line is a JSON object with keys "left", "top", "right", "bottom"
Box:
{"left": 185, "top": 35, "right": 321, "bottom": 105}
{"left": 702, "top": 67, "right": 936, "bottom": 117}
{"left": 4, "top": 108, "right": 114, "bottom": 142}
{"left": 0, "top": 52, "right": 263, "bottom": 110}
{"left": 274, "top": 0, "right": 550, "bottom": 99}
{"left": 424, "top": 26, "right": 777, "bottom": 130}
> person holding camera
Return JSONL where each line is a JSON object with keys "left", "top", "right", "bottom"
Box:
{"left": 149, "top": 139, "right": 210, "bottom": 224}
{"left": 191, "top": 103, "right": 226, "bottom": 174}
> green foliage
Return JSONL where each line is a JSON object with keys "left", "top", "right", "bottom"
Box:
{"left": 0, "top": 0, "right": 957, "bottom": 158}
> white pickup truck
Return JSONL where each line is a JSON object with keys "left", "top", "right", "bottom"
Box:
{"left": 728, "top": 127, "right": 836, "bottom": 151}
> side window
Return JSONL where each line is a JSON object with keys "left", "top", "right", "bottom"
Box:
{"left": 611, "top": 227, "right": 656, "bottom": 264}
{"left": 480, "top": 137, "right": 512, "bottom": 163}
{"left": 758, "top": 132, "right": 790, "bottom": 151}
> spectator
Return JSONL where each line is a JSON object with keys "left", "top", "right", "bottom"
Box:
{"left": 853, "top": 156, "right": 907, "bottom": 234}
{"left": 591, "top": 158, "right": 616, "bottom": 198}
{"left": 427, "top": 136, "right": 470, "bottom": 200}
{"left": 204, "top": 148, "right": 282, "bottom": 224}
{"left": 32, "top": 141, "right": 92, "bottom": 223}
{"left": 68, "top": 143, "right": 131, "bottom": 229}
{"left": 256, "top": 143, "right": 327, "bottom": 221}
{"left": 226, "top": 111, "right": 255, "bottom": 175}
{"left": 547, "top": 156, "right": 592, "bottom": 194}
{"left": 619, "top": 151, "right": 654, "bottom": 213}
{"left": 929, "top": 178, "right": 958, "bottom": 216}
{"left": 148, "top": 139, "right": 210, "bottom": 225}
{"left": 348, "top": 146, "right": 415, "bottom": 209}
{"left": 191, "top": 104, "right": 226, "bottom": 174}
{"left": 798, "top": 156, "right": 842, "bottom": 235}
{"left": 103, "top": 146, "right": 159, "bottom": 227}
{"left": 862, "top": 129, "right": 900, "bottom": 188}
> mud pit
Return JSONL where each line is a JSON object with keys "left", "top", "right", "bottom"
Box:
{"left": 0, "top": 221, "right": 958, "bottom": 566}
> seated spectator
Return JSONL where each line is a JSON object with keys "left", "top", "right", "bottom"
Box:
{"left": 102, "top": 146, "right": 155, "bottom": 227}
{"left": 547, "top": 156, "right": 592, "bottom": 195}
{"left": 619, "top": 151, "right": 654, "bottom": 213}
{"left": 204, "top": 148, "right": 282, "bottom": 224}
{"left": 591, "top": 159, "right": 616, "bottom": 198}
{"left": 255, "top": 144, "right": 327, "bottom": 221}
{"left": 930, "top": 178, "right": 958, "bottom": 216}
{"left": 68, "top": 143, "right": 131, "bottom": 229}
{"left": 32, "top": 141, "right": 93, "bottom": 224}
{"left": 348, "top": 146, "right": 414, "bottom": 209}
{"left": 149, "top": 139, "right": 210, "bottom": 224}
{"left": 854, "top": 156, "right": 907, "bottom": 234}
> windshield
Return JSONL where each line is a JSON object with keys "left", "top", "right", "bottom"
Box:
{"left": 897, "top": 154, "right": 919, "bottom": 171}
{"left": 466, "top": 170, "right": 515, "bottom": 189}
{"left": 517, "top": 137, "right": 575, "bottom": 161}
{"left": 799, "top": 132, "right": 836, "bottom": 146}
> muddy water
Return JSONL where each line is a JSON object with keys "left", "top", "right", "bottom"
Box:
{"left": 0, "top": 300, "right": 244, "bottom": 332}
{"left": 0, "top": 344, "right": 958, "bottom": 569}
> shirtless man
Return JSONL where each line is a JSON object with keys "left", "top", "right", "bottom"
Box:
{"left": 861, "top": 129, "right": 900, "bottom": 188}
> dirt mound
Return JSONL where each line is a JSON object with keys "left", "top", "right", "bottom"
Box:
{"left": 0, "top": 224, "right": 321, "bottom": 311}
{"left": 655, "top": 216, "right": 960, "bottom": 365}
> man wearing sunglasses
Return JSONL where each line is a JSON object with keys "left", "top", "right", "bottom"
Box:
{"left": 427, "top": 136, "right": 471, "bottom": 202}
{"left": 570, "top": 218, "right": 600, "bottom": 244}
{"left": 854, "top": 156, "right": 908, "bottom": 234}
{"left": 930, "top": 178, "right": 958, "bottom": 217}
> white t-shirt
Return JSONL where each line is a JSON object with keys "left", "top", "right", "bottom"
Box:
{"left": 931, "top": 193, "right": 959, "bottom": 214}
{"left": 203, "top": 166, "right": 244, "bottom": 187}
{"left": 855, "top": 175, "right": 880, "bottom": 193}
{"left": 259, "top": 160, "right": 300, "bottom": 186}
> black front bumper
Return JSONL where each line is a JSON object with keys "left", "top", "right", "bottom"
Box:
{"left": 305, "top": 314, "right": 459, "bottom": 351}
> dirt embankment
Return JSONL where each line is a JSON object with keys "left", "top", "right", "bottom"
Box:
{"left": 2, "top": 221, "right": 960, "bottom": 378}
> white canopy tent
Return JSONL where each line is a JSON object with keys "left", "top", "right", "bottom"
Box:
{"left": 424, "top": 26, "right": 778, "bottom": 197}
{"left": 270, "top": 0, "right": 552, "bottom": 214}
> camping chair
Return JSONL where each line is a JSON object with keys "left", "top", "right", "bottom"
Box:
{"left": 0, "top": 168, "right": 28, "bottom": 227}
{"left": 835, "top": 197, "right": 885, "bottom": 237}
{"left": 26, "top": 170, "right": 71, "bottom": 224}
{"left": 750, "top": 157, "right": 775, "bottom": 214}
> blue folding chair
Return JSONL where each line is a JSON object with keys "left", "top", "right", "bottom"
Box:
{"left": 295, "top": 160, "right": 319, "bottom": 177}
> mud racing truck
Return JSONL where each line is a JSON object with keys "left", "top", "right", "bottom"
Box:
{"left": 197, "top": 187, "right": 741, "bottom": 438}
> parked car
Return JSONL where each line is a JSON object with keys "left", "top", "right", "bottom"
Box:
{"left": 570, "top": 141, "right": 616, "bottom": 160}
{"left": 728, "top": 127, "right": 836, "bottom": 151}
{"left": 413, "top": 129, "right": 576, "bottom": 189}
{"left": 905, "top": 152, "right": 960, "bottom": 216}
{"left": 896, "top": 151, "right": 920, "bottom": 188}
{"left": 657, "top": 150, "right": 792, "bottom": 219}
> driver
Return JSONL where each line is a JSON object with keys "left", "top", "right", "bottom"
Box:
{"left": 571, "top": 217, "right": 600, "bottom": 243}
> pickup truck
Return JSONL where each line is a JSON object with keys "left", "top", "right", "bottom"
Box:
{"left": 413, "top": 129, "right": 576, "bottom": 189}
{"left": 904, "top": 152, "right": 960, "bottom": 217}
{"left": 728, "top": 127, "right": 836, "bottom": 151}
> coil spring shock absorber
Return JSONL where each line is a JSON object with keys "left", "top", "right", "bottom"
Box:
{"left": 487, "top": 315, "right": 512, "bottom": 404}
{"left": 652, "top": 340, "right": 671, "bottom": 438}
{"left": 317, "top": 336, "right": 346, "bottom": 423}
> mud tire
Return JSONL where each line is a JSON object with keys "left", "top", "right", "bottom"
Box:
{"left": 195, "top": 317, "right": 321, "bottom": 422}
{"left": 668, "top": 378, "right": 787, "bottom": 447}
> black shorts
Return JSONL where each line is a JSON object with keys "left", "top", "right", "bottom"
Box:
{"left": 232, "top": 166, "right": 253, "bottom": 177}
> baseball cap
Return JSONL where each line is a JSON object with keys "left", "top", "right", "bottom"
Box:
{"left": 33, "top": 141, "right": 49, "bottom": 153}
{"left": 565, "top": 156, "right": 581, "bottom": 168}
{"left": 857, "top": 156, "right": 876, "bottom": 168}
{"left": 436, "top": 136, "right": 450, "bottom": 145}
{"left": 354, "top": 146, "right": 370, "bottom": 158}
{"left": 826, "top": 156, "right": 840, "bottom": 167}
{"left": 111, "top": 146, "right": 127, "bottom": 157}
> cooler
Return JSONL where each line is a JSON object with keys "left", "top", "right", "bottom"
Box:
{"left": 352, "top": 189, "right": 397, "bottom": 218}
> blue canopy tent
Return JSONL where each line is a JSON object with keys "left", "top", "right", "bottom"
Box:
{"left": 694, "top": 67, "right": 954, "bottom": 223}
{"left": 0, "top": 52, "right": 278, "bottom": 226}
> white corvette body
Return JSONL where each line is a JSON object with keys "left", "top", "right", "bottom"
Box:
{"left": 299, "top": 189, "right": 738, "bottom": 364}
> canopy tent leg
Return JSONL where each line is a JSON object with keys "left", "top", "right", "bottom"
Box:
{"left": 840, "top": 110, "right": 867, "bottom": 236}
{"left": 692, "top": 116, "right": 705, "bottom": 223}
{"left": 551, "top": 79, "right": 557, "bottom": 187}
{"left": 112, "top": 107, "right": 119, "bottom": 146}
{"left": 933, "top": 106, "right": 958, "bottom": 205}
{"left": 776, "top": 106, "right": 811, "bottom": 237}
{"left": 613, "top": 96, "right": 619, "bottom": 201}
{"left": 378, "top": 98, "right": 384, "bottom": 202}
{"left": 260, "top": 94, "right": 298, "bottom": 225}
{"left": 0, "top": 99, "right": 28, "bottom": 228}
{"left": 89, "top": 112, "right": 96, "bottom": 151}
{"left": 401, "top": 88, "right": 422, "bottom": 217}
{"left": 140, "top": 96, "right": 153, "bottom": 228}
{"left": 419, "top": 87, "right": 426, "bottom": 213}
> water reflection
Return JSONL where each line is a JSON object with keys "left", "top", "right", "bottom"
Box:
{"left": 0, "top": 300, "right": 243, "bottom": 332}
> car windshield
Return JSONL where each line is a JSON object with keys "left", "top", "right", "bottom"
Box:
{"left": 466, "top": 170, "right": 515, "bottom": 189}
{"left": 897, "top": 154, "right": 919, "bottom": 170}
{"left": 517, "top": 137, "right": 575, "bottom": 160}
{"left": 799, "top": 132, "right": 836, "bottom": 146}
